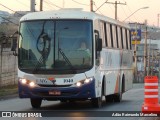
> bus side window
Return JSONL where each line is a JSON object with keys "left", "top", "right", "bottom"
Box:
{"left": 122, "top": 28, "right": 127, "bottom": 49}
{"left": 99, "top": 21, "right": 106, "bottom": 47}
{"left": 112, "top": 25, "right": 117, "bottom": 48}
{"left": 129, "top": 31, "right": 132, "bottom": 50}
{"left": 104, "top": 23, "right": 108, "bottom": 47}
{"left": 117, "top": 26, "right": 122, "bottom": 49}
{"left": 110, "top": 24, "right": 113, "bottom": 48}
{"left": 116, "top": 26, "right": 119, "bottom": 48}
{"left": 121, "top": 27, "right": 124, "bottom": 49}
{"left": 125, "top": 29, "right": 128, "bottom": 50}
{"left": 127, "top": 29, "right": 131, "bottom": 50}
{"left": 106, "top": 23, "right": 111, "bottom": 48}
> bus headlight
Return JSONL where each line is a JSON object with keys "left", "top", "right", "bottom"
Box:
{"left": 76, "top": 82, "right": 82, "bottom": 87}
{"left": 19, "top": 78, "right": 36, "bottom": 87}
{"left": 29, "top": 82, "right": 36, "bottom": 87}
{"left": 21, "top": 78, "right": 27, "bottom": 84}
{"left": 84, "top": 77, "right": 93, "bottom": 83}
{"left": 75, "top": 77, "right": 93, "bottom": 87}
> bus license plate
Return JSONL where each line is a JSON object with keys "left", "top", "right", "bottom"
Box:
{"left": 49, "top": 90, "right": 61, "bottom": 95}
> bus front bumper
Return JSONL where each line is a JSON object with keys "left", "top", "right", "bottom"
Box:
{"left": 18, "top": 79, "right": 96, "bottom": 100}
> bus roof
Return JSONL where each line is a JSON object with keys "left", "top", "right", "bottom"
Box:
{"left": 20, "top": 8, "right": 130, "bottom": 28}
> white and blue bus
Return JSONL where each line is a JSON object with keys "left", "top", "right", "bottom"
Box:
{"left": 14, "top": 8, "right": 133, "bottom": 108}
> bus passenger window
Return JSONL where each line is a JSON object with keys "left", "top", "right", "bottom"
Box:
{"left": 110, "top": 24, "right": 113, "bottom": 48}
{"left": 106, "top": 23, "right": 111, "bottom": 48}
{"left": 121, "top": 27, "right": 124, "bottom": 49}
{"left": 122, "top": 28, "right": 126, "bottom": 49}
{"left": 127, "top": 30, "right": 131, "bottom": 50}
{"left": 117, "top": 26, "right": 122, "bottom": 49}
{"left": 125, "top": 29, "right": 128, "bottom": 50}
{"left": 112, "top": 25, "right": 117, "bottom": 48}
{"left": 104, "top": 23, "right": 108, "bottom": 47}
{"left": 116, "top": 26, "right": 119, "bottom": 48}
{"left": 99, "top": 21, "right": 106, "bottom": 47}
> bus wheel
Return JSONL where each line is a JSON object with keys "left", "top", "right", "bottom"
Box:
{"left": 30, "top": 99, "right": 42, "bottom": 108}
{"left": 91, "top": 91, "right": 103, "bottom": 108}
{"left": 114, "top": 93, "right": 122, "bottom": 102}
{"left": 105, "top": 95, "right": 114, "bottom": 103}
{"left": 113, "top": 90, "right": 122, "bottom": 102}
{"left": 91, "top": 96, "right": 102, "bottom": 108}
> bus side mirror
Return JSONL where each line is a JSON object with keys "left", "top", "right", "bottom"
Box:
{"left": 11, "top": 37, "right": 17, "bottom": 51}
{"left": 94, "top": 29, "right": 102, "bottom": 51}
{"left": 96, "top": 38, "right": 102, "bottom": 51}
{"left": 11, "top": 37, "right": 18, "bottom": 56}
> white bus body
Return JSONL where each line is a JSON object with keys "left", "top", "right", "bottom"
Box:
{"left": 17, "top": 8, "right": 133, "bottom": 108}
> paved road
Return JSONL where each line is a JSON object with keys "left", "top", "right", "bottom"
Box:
{"left": 0, "top": 84, "right": 159, "bottom": 120}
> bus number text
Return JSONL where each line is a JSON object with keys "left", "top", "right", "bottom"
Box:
{"left": 64, "top": 79, "right": 73, "bottom": 83}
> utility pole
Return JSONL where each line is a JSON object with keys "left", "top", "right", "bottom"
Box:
{"left": 147, "top": 38, "right": 151, "bottom": 76}
{"left": 90, "top": 0, "right": 94, "bottom": 12}
{"left": 144, "top": 21, "right": 148, "bottom": 77}
{"left": 106, "top": 1, "right": 126, "bottom": 20}
{"left": 30, "top": 0, "right": 35, "bottom": 12}
{"left": 40, "top": 0, "right": 43, "bottom": 11}
{"left": 134, "top": 23, "right": 138, "bottom": 81}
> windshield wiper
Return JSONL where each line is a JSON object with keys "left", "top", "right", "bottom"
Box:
{"left": 58, "top": 48, "right": 76, "bottom": 73}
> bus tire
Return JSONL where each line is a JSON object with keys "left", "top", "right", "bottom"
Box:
{"left": 114, "top": 92, "right": 122, "bottom": 102}
{"left": 114, "top": 75, "right": 124, "bottom": 102}
{"left": 91, "top": 89, "right": 103, "bottom": 108}
{"left": 91, "top": 96, "right": 102, "bottom": 108}
{"left": 30, "top": 98, "right": 42, "bottom": 108}
{"left": 105, "top": 95, "right": 114, "bottom": 102}
{"left": 113, "top": 86, "right": 122, "bottom": 102}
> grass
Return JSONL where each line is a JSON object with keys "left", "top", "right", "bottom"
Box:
{"left": 0, "top": 85, "right": 18, "bottom": 97}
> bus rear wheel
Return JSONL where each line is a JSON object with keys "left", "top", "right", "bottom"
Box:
{"left": 105, "top": 95, "right": 114, "bottom": 102}
{"left": 113, "top": 93, "right": 122, "bottom": 102}
{"left": 113, "top": 86, "right": 122, "bottom": 102}
{"left": 114, "top": 76, "right": 124, "bottom": 102}
{"left": 30, "top": 99, "right": 42, "bottom": 108}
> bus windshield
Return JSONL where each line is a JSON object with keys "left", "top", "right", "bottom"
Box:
{"left": 18, "top": 20, "right": 93, "bottom": 74}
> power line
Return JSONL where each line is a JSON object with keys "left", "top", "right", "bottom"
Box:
{"left": 16, "top": 0, "right": 29, "bottom": 8}
{"left": 71, "top": 0, "right": 89, "bottom": 6}
{"left": 105, "top": 1, "right": 126, "bottom": 20}
{"left": 108, "top": 4, "right": 114, "bottom": 13}
{"left": 121, "top": 0, "right": 138, "bottom": 22}
{"left": 44, "top": 0, "right": 62, "bottom": 9}
{"left": 0, "top": 3, "right": 23, "bottom": 16}
{"left": 0, "top": 16, "right": 19, "bottom": 26}
{"left": 40, "top": 0, "right": 53, "bottom": 10}
{"left": 94, "top": 0, "right": 108, "bottom": 12}
{"left": 120, "top": 5, "right": 129, "bottom": 21}
{"left": 94, "top": 3, "right": 104, "bottom": 15}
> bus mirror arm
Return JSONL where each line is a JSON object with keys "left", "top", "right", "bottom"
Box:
{"left": 94, "top": 30, "right": 102, "bottom": 51}
{"left": 11, "top": 31, "right": 18, "bottom": 56}
{"left": 94, "top": 30, "right": 99, "bottom": 38}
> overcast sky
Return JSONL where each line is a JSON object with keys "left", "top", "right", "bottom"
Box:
{"left": 0, "top": 0, "right": 159, "bottom": 26}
